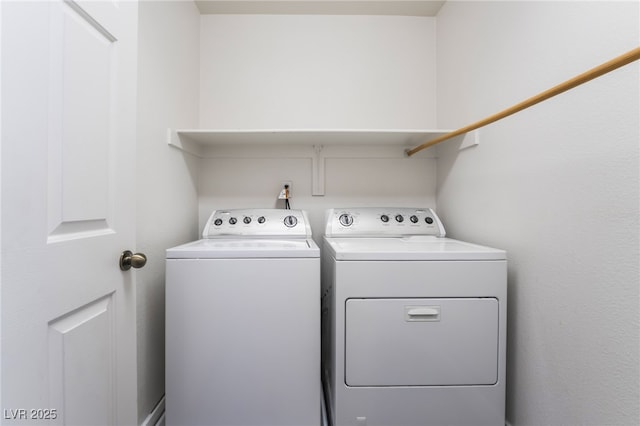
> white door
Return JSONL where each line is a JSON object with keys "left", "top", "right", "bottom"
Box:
{"left": 2, "top": 1, "right": 139, "bottom": 425}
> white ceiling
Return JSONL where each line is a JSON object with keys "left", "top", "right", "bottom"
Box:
{"left": 194, "top": 1, "right": 446, "bottom": 17}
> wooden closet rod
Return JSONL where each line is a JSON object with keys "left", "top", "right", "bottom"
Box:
{"left": 406, "top": 46, "right": 640, "bottom": 157}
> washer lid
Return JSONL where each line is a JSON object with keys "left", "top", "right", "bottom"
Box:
{"left": 324, "top": 236, "right": 505, "bottom": 261}
{"left": 166, "top": 238, "right": 320, "bottom": 259}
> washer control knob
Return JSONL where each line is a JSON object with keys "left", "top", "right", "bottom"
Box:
{"left": 284, "top": 215, "right": 298, "bottom": 228}
{"left": 214, "top": 218, "right": 223, "bottom": 226}
{"left": 425, "top": 217, "right": 434, "bottom": 224}
{"left": 339, "top": 213, "right": 354, "bottom": 227}
{"left": 380, "top": 214, "right": 389, "bottom": 223}
{"left": 395, "top": 214, "right": 404, "bottom": 223}
{"left": 243, "top": 216, "right": 252, "bottom": 224}
{"left": 410, "top": 215, "right": 419, "bottom": 223}
{"left": 229, "top": 217, "right": 237, "bottom": 225}
{"left": 257, "top": 216, "right": 266, "bottom": 224}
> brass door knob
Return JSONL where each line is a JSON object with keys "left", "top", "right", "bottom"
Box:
{"left": 119, "top": 250, "right": 147, "bottom": 271}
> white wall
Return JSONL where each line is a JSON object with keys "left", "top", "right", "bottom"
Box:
{"left": 435, "top": 2, "right": 639, "bottom": 425}
{"left": 199, "top": 14, "right": 436, "bottom": 129}
{"left": 136, "top": 1, "right": 200, "bottom": 423}
{"left": 198, "top": 148, "right": 438, "bottom": 240}
{"left": 198, "top": 15, "right": 439, "bottom": 236}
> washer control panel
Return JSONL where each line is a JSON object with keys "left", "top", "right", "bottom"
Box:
{"left": 203, "top": 209, "right": 312, "bottom": 238}
{"left": 325, "top": 207, "right": 446, "bottom": 237}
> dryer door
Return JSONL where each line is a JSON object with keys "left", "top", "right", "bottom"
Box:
{"left": 345, "top": 298, "right": 499, "bottom": 386}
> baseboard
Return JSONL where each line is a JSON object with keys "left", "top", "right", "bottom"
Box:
{"left": 155, "top": 412, "right": 165, "bottom": 426}
{"left": 141, "top": 396, "right": 165, "bottom": 426}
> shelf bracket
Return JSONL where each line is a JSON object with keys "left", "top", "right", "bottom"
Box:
{"left": 312, "top": 144, "right": 325, "bottom": 196}
{"left": 167, "top": 129, "right": 205, "bottom": 157}
{"left": 459, "top": 130, "right": 480, "bottom": 150}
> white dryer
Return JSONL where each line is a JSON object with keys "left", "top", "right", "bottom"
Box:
{"left": 166, "top": 209, "right": 320, "bottom": 426}
{"left": 321, "top": 207, "right": 507, "bottom": 426}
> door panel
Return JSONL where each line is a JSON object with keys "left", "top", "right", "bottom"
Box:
{"left": 48, "top": 295, "right": 115, "bottom": 426}
{"left": 48, "top": 0, "right": 118, "bottom": 241}
{"left": 1, "top": 1, "right": 138, "bottom": 424}
{"left": 345, "top": 298, "right": 499, "bottom": 386}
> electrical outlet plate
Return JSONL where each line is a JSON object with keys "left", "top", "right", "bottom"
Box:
{"left": 278, "top": 181, "right": 292, "bottom": 199}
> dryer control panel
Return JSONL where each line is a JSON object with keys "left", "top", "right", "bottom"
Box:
{"left": 203, "top": 209, "right": 312, "bottom": 238}
{"left": 324, "top": 207, "right": 446, "bottom": 237}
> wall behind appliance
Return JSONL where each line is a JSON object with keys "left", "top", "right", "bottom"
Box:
{"left": 435, "top": 2, "right": 639, "bottom": 426}
{"left": 136, "top": 1, "right": 200, "bottom": 423}
{"left": 198, "top": 153, "right": 437, "bottom": 239}
{"left": 197, "top": 14, "right": 439, "bottom": 235}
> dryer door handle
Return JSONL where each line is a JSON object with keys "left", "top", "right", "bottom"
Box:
{"left": 405, "top": 306, "right": 440, "bottom": 321}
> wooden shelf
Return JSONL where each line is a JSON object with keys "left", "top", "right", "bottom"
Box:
{"left": 168, "top": 129, "right": 455, "bottom": 157}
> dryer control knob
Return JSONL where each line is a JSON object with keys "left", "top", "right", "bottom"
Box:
{"left": 284, "top": 215, "right": 298, "bottom": 227}
{"left": 214, "top": 218, "right": 223, "bottom": 226}
{"left": 339, "top": 214, "right": 354, "bottom": 227}
{"left": 229, "top": 217, "right": 237, "bottom": 225}
{"left": 380, "top": 214, "right": 389, "bottom": 223}
{"left": 243, "top": 216, "right": 252, "bottom": 224}
{"left": 410, "top": 215, "right": 419, "bottom": 223}
{"left": 395, "top": 214, "right": 404, "bottom": 223}
{"left": 257, "top": 216, "right": 266, "bottom": 224}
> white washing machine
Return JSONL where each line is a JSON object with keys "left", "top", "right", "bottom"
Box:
{"left": 166, "top": 209, "right": 321, "bottom": 426}
{"left": 321, "top": 207, "right": 507, "bottom": 426}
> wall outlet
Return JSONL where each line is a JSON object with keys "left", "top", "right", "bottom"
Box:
{"left": 278, "top": 181, "right": 292, "bottom": 199}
